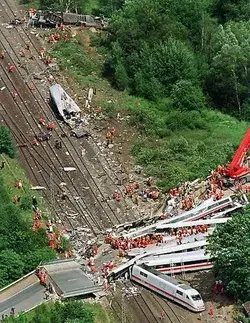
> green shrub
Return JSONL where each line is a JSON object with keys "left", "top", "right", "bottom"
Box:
{"left": 170, "top": 80, "right": 206, "bottom": 111}
{"left": 0, "top": 126, "right": 16, "bottom": 158}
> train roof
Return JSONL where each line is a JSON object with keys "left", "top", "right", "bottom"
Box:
{"left": 121, "top": 196, "right": 233, "bottom": 239}
{"left": 137, "top": 264, "right": 193, "bottom": 291}
{"left": 210, "top": 203, "right": 243, "bottom": 219}
{"left": 156, "top": 217, "right": 231, "bottom": 230}
{"left": 165, "top": 196, "right": 233, "bottom": 224}
{"left": 50, "top": 84, "right": 80, "bottom": 122}
{"left": 137, "top": 249, "right": 209, "bottom": 266}
{"left": 127, "top": 239, "right": 207, "bottom": 257}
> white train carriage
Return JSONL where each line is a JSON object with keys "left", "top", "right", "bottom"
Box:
{"left": 137, "top": 249, "right": 213, "bottom": 274}
{"left": 165, "top": 196, "right": 233, "bottom": 224}
{"left": 122, "top": 196, "right": 233, "bottom": 240}
{"left": 130, "top": 264, "right": 205, "bottom": 312}
{"left": 156, "top": 217, "right": 232, "bottom": 231}
{"left": 127, "top": 239, "right": 207, "bottom": 257}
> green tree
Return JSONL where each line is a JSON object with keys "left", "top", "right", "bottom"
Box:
{"left": 170, "top": 80, "right": 206, "bottom": 111}
{"left": 207, "top": 210, "right": 250, "bottom": 301}
{"left": 212, "top": 0, "right": 250, "bottom": 24}
{"left": 0, "top": 126, "right": 16, "bottom": 158}
{"left": 163, "top": 0, "right": 216, "bottom": 50}
{"left": 0, "top": 250, "right": 24, "bottom": 288}
{"left": 206, "top": 22, "right": 250, "bottom": 116}
{"left": 23, "top": 247, "right": 56, "bottom": 272}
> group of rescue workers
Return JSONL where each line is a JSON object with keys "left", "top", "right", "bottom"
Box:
{"left": 169, "top": 183, "right": 196, "bottom": 211}
{"left": 33, "top": 116, "right": 56, "bottom": 146}
{"left": 169, "top": 225, "right": 208, "bottom": 237}
{"left": 102, "top": 260, "right": 114, "bottom": 277}
{"left": 213, "top": 280, "right": 225, "bottom": 295}
{"left": 113, "top": 176, "right": 159, "bottom": 203}
{"left": 172, "top": 225, "right": 208, "bottom": 245}
{"left": 105, "top": 233, "right": 164, "bottom": 250}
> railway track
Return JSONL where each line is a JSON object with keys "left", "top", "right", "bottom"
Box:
{"left": 0, "top": 3, "right": 180, "bottom": 322}
{"left": 124, "top": 279, "right": 199, "bottom": 323}
{"left": 0, "top": 0, "right": 140, "bottom": 239}
{"left": 1, "top": 0, "right": 140, "bottom": 220}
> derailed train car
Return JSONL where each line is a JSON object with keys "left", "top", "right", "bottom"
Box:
{"left": 49, "top": 84, "right": 81, "bottom": 124}
{"left": 32, "top": 10, "right": 108, "bottom": 29}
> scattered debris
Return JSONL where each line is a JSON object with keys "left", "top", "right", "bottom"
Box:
{"left": 71, "top": 128, "right": 91, "bottom": 138}
{"left": 63, "top": 167, "right": 77, "bottom": 172}
{"left": 31, "top": 186, "right": 46, "bottom": 190}
{"left": 134, "top": 165, "right": 143, "bottom": 174}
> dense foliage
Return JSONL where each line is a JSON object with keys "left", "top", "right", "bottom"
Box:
{"left": 0, "top": 175, "right": 56, "bottom": 288}
{"left": 104, "top": 0, "right": 250, "bottom": 119}
{"left": 0, "top": 126, "right": 16, "bottom": 158}
{"left": 3, "top": 301, "right": 95, "bottom": 323}
{"left": 207, "top": 209, "right": 250, "bottom": 301}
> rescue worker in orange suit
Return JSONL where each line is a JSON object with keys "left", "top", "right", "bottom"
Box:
{"left": 9, "top": 65, "right": 15, "bottom": 72}
{"left": 39, "top": 116, "right": 46, "bottom": 126}
{"left": 47, "top": 122, "right": 56, "bottom": 131}
{"left": 106, "top": 130, "right": 112, "bottom": 146}
{"left": 33, "top": 138, "right": 39, "bottom": 146}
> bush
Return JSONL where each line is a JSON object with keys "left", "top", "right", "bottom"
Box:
{"left": 4, "top": 301, "right": 95, "bottom": 323}
{"left": 0, "top": 126, "right": 16, "bottom": 158}
{"left": 170, "top": 80, "right": 206, "bottom": 111}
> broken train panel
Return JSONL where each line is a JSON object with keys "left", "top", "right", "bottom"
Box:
{"left": 49, "top": 84, "right": 81, "bottom": 124}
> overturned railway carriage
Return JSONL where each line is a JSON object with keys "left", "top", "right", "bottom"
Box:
{"left": 136, "top": 249, "right": 213, "bottom": 274}
{"left": 130, "top": 264, "right": 205, "bottom": 312}
{"left": 50, "top": 84, "right": 81, "bottom": 123}
{"left": 33, "top": 11, "right": 108, "bottom": 28}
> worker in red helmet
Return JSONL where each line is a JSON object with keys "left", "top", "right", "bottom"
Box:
{"left": 9, "top": 65, "right": 15, "bottom": 72}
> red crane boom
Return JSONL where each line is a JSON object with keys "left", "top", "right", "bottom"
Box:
{"left": 228, "top": 128, "right": 250, "bottom": 178}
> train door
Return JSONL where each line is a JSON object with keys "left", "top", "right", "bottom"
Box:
{"left": 174, "top": 289, "right": 185, "bottom": 304}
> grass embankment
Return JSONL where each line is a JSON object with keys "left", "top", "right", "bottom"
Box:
{"left": 6, "top": 300, "right": 114, "bottom": 323}
{"left": 0, "top": 152, "right": 56, "bottom": 289}
{"left": 50, "top": 32, "right": 248, "bottom": 191}
{"left": 1, "top": 154, "right": 47, "bottom": 219}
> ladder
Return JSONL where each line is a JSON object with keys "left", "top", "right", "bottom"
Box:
{"left": 170, "top": 261, "right": 175, "bottom": 277}
{"left": 181, "top": 259, "right": 186, "bottom": 279}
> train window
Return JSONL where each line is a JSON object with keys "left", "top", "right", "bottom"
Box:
{"left": 140, "top": 271, "right": 148, "bottom": 278}
{"left": 186, "top": 295, "right": 190, "bottom": 299}
{"left": 191, "top": 294, "right": 201, "bottom": 301}
{"left": 176, "top": 290, "right": 183, "bottom": 296}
